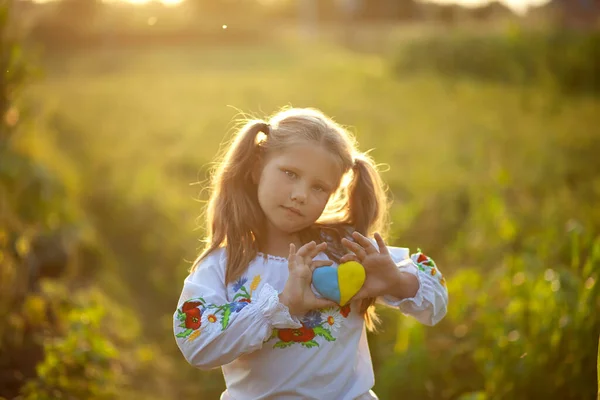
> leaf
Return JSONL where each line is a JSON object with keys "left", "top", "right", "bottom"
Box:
{"left": 457, "top": 392, "right": 487, "bottom": 400}
{"left": 183, "top": 297, "right": 205, "bottom": 306}
{"left": 177, "top": 310, "right": 186, "bottom": 321}
{"left": 221, "top": 307, "right": 231, "bottom": 330}
{"left": 313, "top": 326, "right": 335, "bottom": 342}
{"left": 232, "top": 293, "right": 248, "bottom": 301}
{"left": 176, "top": 328, "right": 193, "bottom": 338}
{"left": 301, "top": 340, "right": 319, "bottom": 348}
{"left": 273, "top": 341, "right": 294, "bottom": 349}
{"left": 240, "top": 287, "right": 251, "bottom": 298}
{"left": 264, "top": 330, "right": 278, "bottom": 343}
{"left": 583, "top": 236, "right": 600, "bottom": 278}
{"left": 178, "top": 322, "right": 186, "bottom": 328}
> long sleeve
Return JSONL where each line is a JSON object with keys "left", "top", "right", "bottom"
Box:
{"left": 173, "top": 251, "right": 301, "bottom": 370}
{"left": 378, "top": 247, "right": 448, "bottom": 326}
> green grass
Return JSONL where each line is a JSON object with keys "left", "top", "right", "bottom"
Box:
{"left": 28, "top": 42, "right": 599, "bottom": 257}
{"left": 28, "top": 41, "right": 599, "bottom": 208}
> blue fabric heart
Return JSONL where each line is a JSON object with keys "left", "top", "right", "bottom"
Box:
{"left": 312, "top": 267, "right": 341, "bottom": 304}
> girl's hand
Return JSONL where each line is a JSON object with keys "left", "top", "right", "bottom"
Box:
{"left": 341, "top": 232, "right": 418, "bottom": 301}
{"left": 279, "top": 241, "right": 338, "bottom": 317}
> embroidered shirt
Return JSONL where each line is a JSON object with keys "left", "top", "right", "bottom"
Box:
{"left": 173, "top": 245, "right": 448, "bottom": 400}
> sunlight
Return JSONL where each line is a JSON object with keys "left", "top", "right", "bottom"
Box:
{"left": 161, "top": 0, "right": 184, "bottom": 7}
{"left": 33, "top": 0, "right": 185, "bottom": 4}
{"left": 421, "top": 0, "right": 552, "bottom": 14}
{"left": 120, "top": 0, "right": 184, "bottom": 5}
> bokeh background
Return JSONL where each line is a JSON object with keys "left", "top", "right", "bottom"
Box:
{"left": 1, "top": 0, "right": 599, "bottom": 399}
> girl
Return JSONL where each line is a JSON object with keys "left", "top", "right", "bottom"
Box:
{"left": 173, "top": 107, "right": 448, "bottom": 400}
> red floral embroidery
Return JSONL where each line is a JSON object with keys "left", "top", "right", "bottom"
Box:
{"left": 412, "top": 250, "right": 445, "bottom": 289}
{"left": 340, "top": 304, "right": 351, "bottom": 318}
{"left": 277, "top": 326, "right": 316, "bottom": 343}
{"left": 417, "top": 253, "right": 429, "bottom": 263}
{"left": 176, "top": 275, "right": 260, "bottom": 341}
{"left": 185, "top": 308, "right": 202, "bottom": 329}
{"left": 182, "top": 301, "right": 202, "bottom": 312}
{"left": 270, "top": 306, "right": 345, "bottom": 348}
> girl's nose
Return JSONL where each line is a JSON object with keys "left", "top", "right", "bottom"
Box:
{"left": 290, "top": 187, "right": 307, "bottom": 204}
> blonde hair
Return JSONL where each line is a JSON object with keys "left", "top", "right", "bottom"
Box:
{"left": 193, "top": 107, "right": 390, "bottom": 330}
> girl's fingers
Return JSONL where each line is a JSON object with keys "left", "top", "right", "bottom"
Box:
{"left": 311, "top": 297, "right": 339, "bottom": 310}
{"left": 296, "top": 241, "right": 316, "bottom": 258}
{"left": 310, "top": 242, "right": 327, "bottom": 258}
{"left": 341, "top": 238, "right": 367, "bottom": 260}
{"left": 351, "top": 231, "right": 378, "bottom": 254}
{"left": 299, "top": 241, "right": 327, "bottom": 266}
{"left": 305, "top": 242, "right": 327, "bottom": 263}
{"left": 310, "top": 259, "right": 333, "bottom": 272}
{"left": 339, "top": 254, "right": 360, "bottom": 264}
{"left": 374, "top": 233, "right": 389, "bottom": 255}
{"left": 288, "top": 243, "right": 296, "bottom": 271}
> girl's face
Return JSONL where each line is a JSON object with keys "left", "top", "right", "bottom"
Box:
{"left": 255, "top": 143, "right": 342, "bottom": 237}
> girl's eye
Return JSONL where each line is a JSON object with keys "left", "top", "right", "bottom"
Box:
{"left": 313, "top": 186, "right": 325, "bottom": 193}
{"left": 284, "top": 170, "right": 297, "bottom": 179}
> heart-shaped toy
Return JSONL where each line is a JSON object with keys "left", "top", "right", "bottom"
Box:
{"left": 312, "top": 261, "right": 366, "bottom": 306}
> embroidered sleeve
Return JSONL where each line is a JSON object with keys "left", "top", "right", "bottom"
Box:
{"left": 377, "top": 247, "right": 448, "bottom": 326}
{"left": 173, "top": 253, "right": 301, "bottom": 370}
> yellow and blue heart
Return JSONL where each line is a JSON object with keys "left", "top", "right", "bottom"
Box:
{"left": 312, "top": 261, "right": 366, "bottom": 306}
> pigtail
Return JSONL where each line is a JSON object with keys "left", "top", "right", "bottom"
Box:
{"left": 192, "top": 121, "right": 270, "bottom": 284}
{"left": 347, "top": 156, "right": 389, "bottom": 238}
{"left": 347, "top": 156, "right": 391, "bottom": 330}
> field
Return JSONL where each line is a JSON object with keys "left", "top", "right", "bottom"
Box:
{"left": 13, "top": 34, "right": 600, "bottom": 399}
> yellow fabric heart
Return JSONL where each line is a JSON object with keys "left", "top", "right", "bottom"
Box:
{"left": 338, "top": 261, "right": 366, "bottom": 306}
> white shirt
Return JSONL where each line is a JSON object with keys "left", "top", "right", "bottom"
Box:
{"left": 173, "top": 245, "right": 448, "bottom": 400}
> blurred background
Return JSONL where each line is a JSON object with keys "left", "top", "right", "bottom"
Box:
{"left": 1, "top": 0, "right": 599, "bottom": 398}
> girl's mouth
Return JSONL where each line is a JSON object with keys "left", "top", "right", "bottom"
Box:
{"left": 283, "top": 206, "right": 303, "bottom": 216}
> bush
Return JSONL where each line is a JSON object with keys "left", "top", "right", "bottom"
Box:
{"left": 394, "top": 29, "right": 600, "bottom": 96}
{"left": 1, "top": 4, "right": 168, "bottom": 399}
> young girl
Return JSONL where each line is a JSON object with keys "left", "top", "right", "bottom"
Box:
{"left": 173, "top": 107, "right": 448, "bottom": 400}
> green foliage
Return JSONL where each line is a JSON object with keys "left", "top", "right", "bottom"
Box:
{"left": 376, "top": 232, "right": 598, "bottom": 399}
{"left": 395, "top": 28, "right": 600, "bottom": 97}
{"left": 0, "top": 4, "right": 54, "bottom": 396}
{"left": 1, "top": 4, "right": 173, "bottom": 400}
{"left": 15, "top": 284, "right": 171, "bottom": 400}
{"left": 20, "top": 303, "right": 120, "bottom": 400}
{"left": 0, "top": 0, "right": 28, "bottom": 138}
